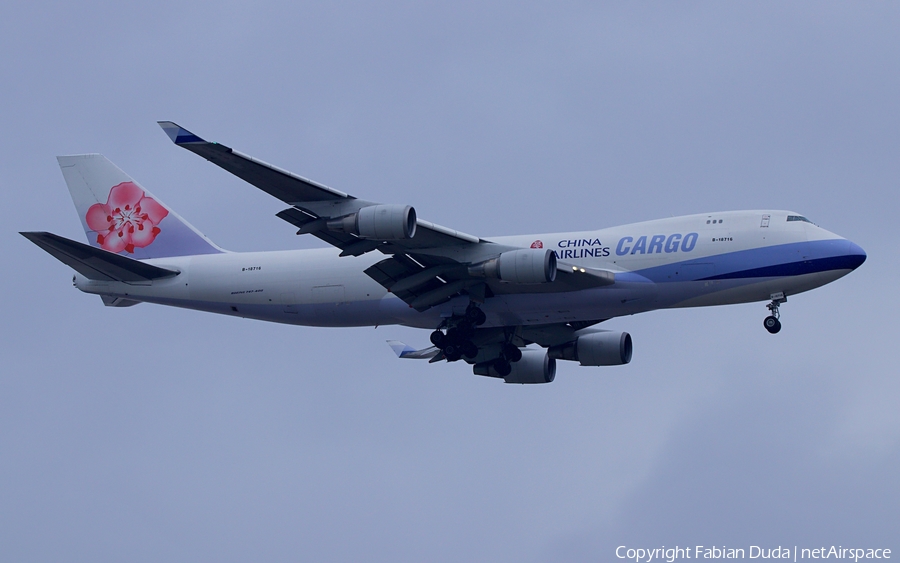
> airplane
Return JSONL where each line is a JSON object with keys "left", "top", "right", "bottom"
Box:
{"left": 21, "top": 122, "right": 867, "bottom": 384}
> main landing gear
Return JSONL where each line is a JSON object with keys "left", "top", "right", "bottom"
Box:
{"left": 430, "top": 304, "right": 487, "bottom": 362}
{"left": 491, "top": 342, "right": 522, "bottom": 377}
{"left": 431, "top": 305, "right": 524, "bottom": 375}
{"left": 763, "top": 293, "right": 787, "bottom": 334}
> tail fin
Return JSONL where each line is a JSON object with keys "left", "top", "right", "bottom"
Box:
{"left": 58, "top": 154, "right": 224, "bottom": 259}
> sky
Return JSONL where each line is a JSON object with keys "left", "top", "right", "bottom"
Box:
{"left": 1, "top": 2, "right": 897, "bottom": 562}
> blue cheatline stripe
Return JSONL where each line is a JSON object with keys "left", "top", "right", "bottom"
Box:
{"left": 633, "top": 239, "right": 862, "bottom": 283}
{"left": 700, "top": 253, "right": 865, "bottom": 281}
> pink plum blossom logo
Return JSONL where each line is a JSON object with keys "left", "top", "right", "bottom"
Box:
{"left": 530, "top": 240, "right": 543, "bottom": 249}
{"left": 85, "top": 182, "right": 168, "bottom": 254}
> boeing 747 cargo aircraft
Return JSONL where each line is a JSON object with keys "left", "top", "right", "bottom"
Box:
{"left": 22, "top": 122, "right": 866, "bottom": 383}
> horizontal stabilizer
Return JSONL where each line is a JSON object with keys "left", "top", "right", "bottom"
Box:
{"left": 21, "top": 231, "right": 179, "bottom": 283}
{"left": 386, "top": 340, "right": 440, "bottom": 360}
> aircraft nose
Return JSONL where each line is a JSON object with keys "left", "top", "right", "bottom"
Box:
{"left": 845, "top": 240, "right": 867, "bottom": 270}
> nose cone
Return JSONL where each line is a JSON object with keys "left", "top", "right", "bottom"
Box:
{"left": 845, "top": 240, "right": 867, "bottom": 270}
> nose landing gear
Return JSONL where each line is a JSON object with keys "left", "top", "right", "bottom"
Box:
{"left": 764, "top": 293, "right": 787, "bottom": 334}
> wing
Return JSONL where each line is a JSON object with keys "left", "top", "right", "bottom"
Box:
{"left": 158, "top": 122, "right": 614, "bottom": 310}
{"left": 158, "top": 121, "right": 479, "bottom": 250}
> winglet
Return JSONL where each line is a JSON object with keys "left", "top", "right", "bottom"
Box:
{"left": 157, "top": 121, "right": 207, "bottom": 145}
{"left": 386, "top": 340, "right": 440, "bottom": 360}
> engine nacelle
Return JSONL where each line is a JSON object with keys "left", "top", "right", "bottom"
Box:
{"left": 548, "top": 331, "right": 632, "bottom": 366}
{"left": 473, "top": 349, "right": 556, "bottom": 384}
{"left": 468, "top": 248, "right": 557, "bottom": 284}
{"left": 327, "top": 204, "right": 417, "bottom": 240}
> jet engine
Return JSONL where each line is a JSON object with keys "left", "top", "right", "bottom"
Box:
{"left": 473, "top": 349, "right": 556, "bottom": 384}
{"left": 548, "top": 331, "right": 633, "bottom": 366}
{"left": 468, "top": 248, "right": 557, "bottom": 284}
{"left": 327, "top": 204, "right": 417, "bottom": 240}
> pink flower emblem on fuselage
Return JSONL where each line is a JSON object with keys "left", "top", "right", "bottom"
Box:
{"left": 85, "top": 182, "right": 168, "bottom": 254}
{"left": 531, "top": 240, "right": 543, "bottom": 249}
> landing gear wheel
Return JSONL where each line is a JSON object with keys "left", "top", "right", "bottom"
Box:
{"left": 430, "top": 330, "right": 446, "bottom": 347}
{"left": 443, "top": 344, "right": 462, "bottom": 362}
{"left": 764, "top": 293, "right": 786, "bottom": 334}
{"left": 465, "top": 307, "right": 487, "bottom": 326}
{"left": 493, "top": 359, "right": 512, "bottom": 377}
{"left": 450, "top": 324, "right": 475, "bottom": 341}
{"left": 461, "top": 340, "right": 478, "bottom": 359}
{"left": 501, "top": 343, "right": 522, "bottom": 362}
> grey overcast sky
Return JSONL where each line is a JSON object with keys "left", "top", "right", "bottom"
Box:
{"left": 1, "top": 2, "right": 897, "bottom": 562}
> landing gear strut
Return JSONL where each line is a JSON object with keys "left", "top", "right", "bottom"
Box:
{"left": 764, "top": 293, "right": 786, "bottom": 334}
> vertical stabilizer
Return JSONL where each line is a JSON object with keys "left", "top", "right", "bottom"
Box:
{"left": 58, "top": 154, "right": 224, "bottom": 259}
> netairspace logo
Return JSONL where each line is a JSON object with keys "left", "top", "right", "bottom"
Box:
{"left": 615, "top": 545, "right": 891, "bottom": 562}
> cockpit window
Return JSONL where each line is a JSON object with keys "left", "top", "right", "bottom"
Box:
{"left": 787, "top": 215, "right": 813, "bottom": 223}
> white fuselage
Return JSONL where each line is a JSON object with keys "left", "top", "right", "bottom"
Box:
{"left": 73, "top": 210, "right": 864, "bottom": 330}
